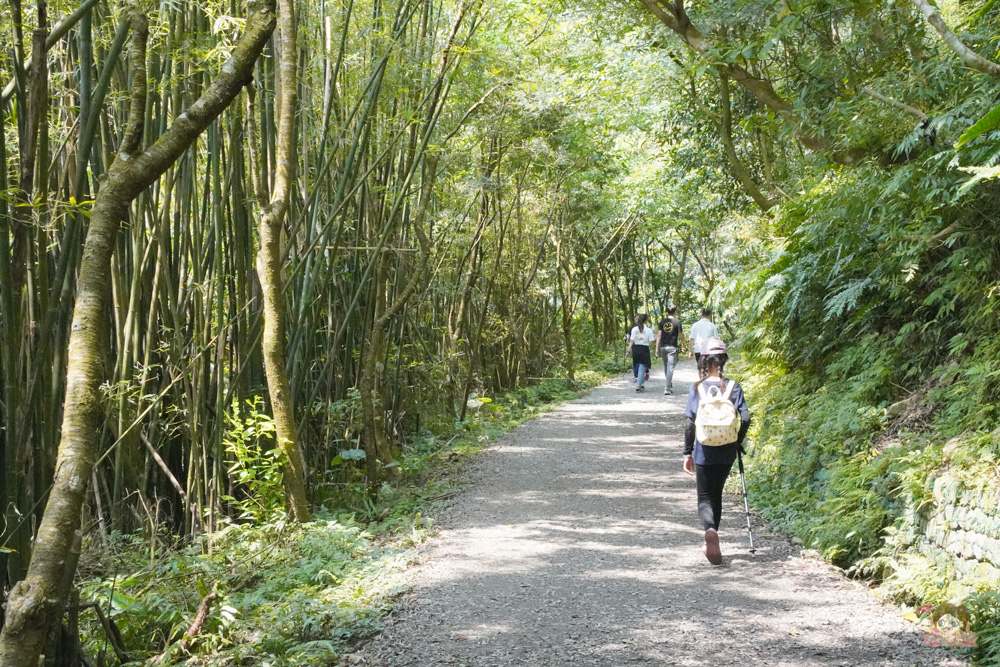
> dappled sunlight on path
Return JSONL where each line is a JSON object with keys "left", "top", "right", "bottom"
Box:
{"left": 359, "top": 360, "right": 966, "bottom": 666}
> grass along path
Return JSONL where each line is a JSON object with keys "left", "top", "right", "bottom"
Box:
{"left": 356, "top": 360, "right": 968, "bottom": 667}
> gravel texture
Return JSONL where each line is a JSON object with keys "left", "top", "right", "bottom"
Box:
{"left": 356, "top": 360, "right": 967, "bottom": 666}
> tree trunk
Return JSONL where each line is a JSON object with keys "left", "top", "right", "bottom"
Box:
{"left": 675, "top": 247, "right": 687, "bottom": 312}
{"left": 0, "top": 6, "right": 275, "bottom": 664}
{"left": 718, "top": 73, "right": 777, "bottom": 212}
{"left": 255, "top": 0, "right": 310, "bottom": 522}
{"left": 447, "top": 229, "right": 484, "bottom": 414}
{"left": 360, "top": 158, "right": 438, "bottom": 486}
{"left": 551, "top": 220, "right": 575, "bottom": 383}
{"left": 360, "top": 250, "right": 392, "bottom": 485}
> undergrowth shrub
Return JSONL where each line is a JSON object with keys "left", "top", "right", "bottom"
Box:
{"left": 223, "top": 397, "right": 286, "bottom": 520}
{"left": 79, "top": 516, "right": 420, "bottom": 666}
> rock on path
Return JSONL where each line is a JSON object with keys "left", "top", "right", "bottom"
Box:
{"left": 357, "top": 361, "right": 966, "bottom": 667}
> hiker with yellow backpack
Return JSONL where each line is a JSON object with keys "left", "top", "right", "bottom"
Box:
{"left": 682, "top": 337, "right": 751, "bottom": 565}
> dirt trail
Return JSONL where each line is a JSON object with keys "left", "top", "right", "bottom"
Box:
{"left": 358, "top": 361, "right": 966, "bottom": 666}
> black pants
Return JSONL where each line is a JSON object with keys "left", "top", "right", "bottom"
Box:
{"left": 631, "top": 345, "right": 651, "bottom": 381}
{"left": 696, "top": 462, "right": 734, "bottom": 531}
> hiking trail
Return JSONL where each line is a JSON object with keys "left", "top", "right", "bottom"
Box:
{"left": 357, "top": 361, "right": 966, "bottom": 667}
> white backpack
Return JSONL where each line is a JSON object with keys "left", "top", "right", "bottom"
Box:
{"left": 695, "top": 380, "right": 740, "bottom": 447}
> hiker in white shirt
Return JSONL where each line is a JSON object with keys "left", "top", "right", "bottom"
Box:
{"left": 624, "top": 314, "right": 656, "bottom": 392}
{"left": 688, "top": 308, "right": 719, "bottom": 363}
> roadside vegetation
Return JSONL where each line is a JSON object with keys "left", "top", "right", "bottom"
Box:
{"left": 74, "top": 356, "right": 614, "bottom": 666}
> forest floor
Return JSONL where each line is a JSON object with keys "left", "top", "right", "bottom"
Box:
{"left": 353, "top": 360, "right": 968, "bottom": 667}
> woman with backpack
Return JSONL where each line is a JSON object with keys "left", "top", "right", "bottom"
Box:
{"left": 682, "top": 337, "right": 751, "bottom": 564}
{"left": 624, "top": 313, "right": 655, "bottom": 392}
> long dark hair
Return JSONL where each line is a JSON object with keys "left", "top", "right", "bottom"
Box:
{"left": 635, "top": 313, "right": 648, "bottom": 332}
{"left": 698, "top": 352, "right": 728, "bottom": 380}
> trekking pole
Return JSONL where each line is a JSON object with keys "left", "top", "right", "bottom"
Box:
{"left": 737, "top": 448, "right": 756, "bottom": 555}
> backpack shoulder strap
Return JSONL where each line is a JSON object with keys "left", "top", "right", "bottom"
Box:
{"left": 722, "top": 379, "right": 736, "bottom": 401}
{"left": 696, "top": 382, "right": 707, "bottom": 400}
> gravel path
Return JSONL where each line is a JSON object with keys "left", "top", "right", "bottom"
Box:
{"left": 357, "top": 360, "right": 967, "bottom": 666}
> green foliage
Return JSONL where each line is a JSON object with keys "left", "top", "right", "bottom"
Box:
{"left": 743, "top": 358, "right": 899, "bottom": 566}
{"left": 223, "top": 397, "right": 286, "bottom": 520}
{"left": 79, "top": 517, "right": 417, "bottom": 666}
{"left": 969, "top": 591, "right": 1000, "bottom": 665}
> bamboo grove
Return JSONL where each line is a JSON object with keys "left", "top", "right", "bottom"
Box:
{"left": 0, "top": 0, "right": 680, "bottom": 657}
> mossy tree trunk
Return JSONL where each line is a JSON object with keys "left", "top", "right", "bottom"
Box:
{"left": 0, "top": 4, "right": 275, "bottom": 664}
{"left": 254, "top": 0, "right": 311, "bottom": 522}
{"left": 717, "top": 73, "right": 777, "bottom": 213}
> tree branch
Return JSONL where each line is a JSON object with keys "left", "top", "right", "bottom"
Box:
{"left": 120, "top": 14, "right": 149, "bottom": 157}
{"left": 860, "top": 87, "right": 928, "bottom": 121}
{"left": 638, "top": 0, "right": 868, "bottom": 164}
{"left": 719, "top": 73, "right": 778, "bottom": 212}
{"left": 908, "top": 0, "right": 1000, "bottom": 78}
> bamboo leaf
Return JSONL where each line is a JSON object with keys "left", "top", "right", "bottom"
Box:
{"left": 956, "top": 101, "right": 1000, "bottom": 147}
{"left": 957, "top": 165, "right": 1000, "bottom": 195}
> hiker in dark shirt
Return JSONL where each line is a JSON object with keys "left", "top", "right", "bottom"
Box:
{"left": 682, "top": 337, "right": 751, "bottom": 565}
{"left": 655, "top": 306, "right": 684, "bottom": 396}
